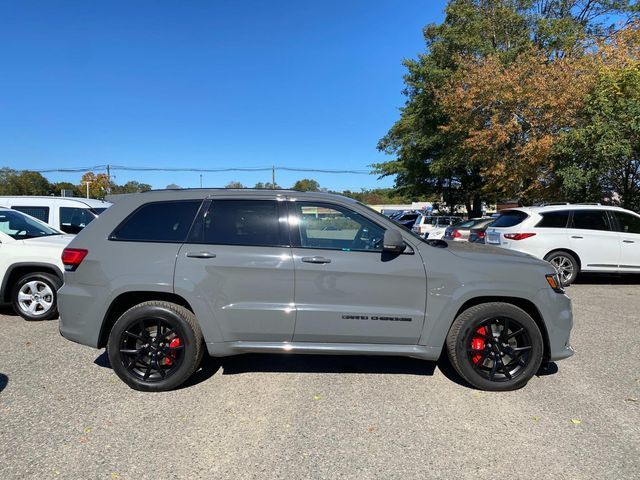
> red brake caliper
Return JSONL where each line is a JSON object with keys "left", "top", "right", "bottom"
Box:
{"left": 471, "top": 327, "right": 487, "bottom": 364}
{"left": 163, "top": 337, "right": 181, "bottom": 366}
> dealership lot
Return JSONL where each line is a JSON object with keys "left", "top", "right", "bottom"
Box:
{"left": 1, "top": 281, "right": 639, "bottom": 479}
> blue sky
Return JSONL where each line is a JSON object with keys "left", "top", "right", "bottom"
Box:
{"left": 0, "top": 1, "right": 446, "bottom": 191}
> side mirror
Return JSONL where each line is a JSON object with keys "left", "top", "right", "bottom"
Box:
{"left": 383, "top": 229, "right": 406, "bottom": 254}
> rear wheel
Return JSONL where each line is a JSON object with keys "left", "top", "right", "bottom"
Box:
{"left": 545, "top": 251, "right": 579, "bottom": 286}
{"left": 446, "top": 302, "right": 544, "bottom": 391}
{"left": 12, "top": 272, "right": 62, "bottom": 321}
{"left": 107, "top": 301, "right": 204, "bottom": 392}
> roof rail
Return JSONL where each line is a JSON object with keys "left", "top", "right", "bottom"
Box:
{"left": 537, "top": 202, "right": 570, "bottom": 206}
{"left": 573, "top": 202, "right": 602, "bottom": 206}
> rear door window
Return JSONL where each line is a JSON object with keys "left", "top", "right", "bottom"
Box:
{"left": 571, "top": 210, "right": 612, "bottom": 231}
{"left": 612, "top": 211, "right": 640, "bottom": 234}
{"left": 111, "top": 200, "right": 202, "bottom": 242}
{"left": 11, "top": 206, "right": 49, "bottom": 223}
{"left": 536, "top": 211, "right": 570, "bottom": 228}
{"left": 188, "top": 199, "right": 284, "bottom": 247}
{"left": 491, "top": 211, "right": 528, "bottom": 228}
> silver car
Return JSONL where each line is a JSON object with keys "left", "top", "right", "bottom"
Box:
{"left": 58, "top": 190, "right": 574, "bottom": 392}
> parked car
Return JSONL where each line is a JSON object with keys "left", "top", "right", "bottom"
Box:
{"left": 469, "top": 219, "right": 496, "bottom": 243}
{"left": 392, "top": 211, "right": 422, "bottom": 230}
{"left": 0, "top": 196, "right": 111, "bottom": 234}
{"left": 412, "top": 215, "right": 463, "bottom": 238}
{"left": 444, "top": 218, "right": 494, "bottom": 242}
{"left": 58, "top": 189, "right": 573, "bottom": 392}
{"left": 484, "top": 204, "right": 640, "bottom": 285}
{"left": 0, "top": 207, "right": 72, "bottom": 320}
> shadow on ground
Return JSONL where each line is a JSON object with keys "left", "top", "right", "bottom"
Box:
{"left": 0, "top": 373, "right": 8, "bottom": 393}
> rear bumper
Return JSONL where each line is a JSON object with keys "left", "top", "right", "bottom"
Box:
{"left": 58, "top": 283, "right": 106, "bottom": 348}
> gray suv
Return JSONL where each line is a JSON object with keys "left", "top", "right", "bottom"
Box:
{"left": 58, "top": 189, "right": 574, "bottom": 392}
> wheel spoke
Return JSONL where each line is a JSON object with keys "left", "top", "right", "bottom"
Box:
{"left": 123, "top": 330, "right": 144, "bottom": 341}
{"left": 505, "top": 328, "right": 524, "bottom": 340}
{"left": 167, "top": 345, "right": 184, "bottom": 351}
{"left": 500, "top": 362, "right": 512, "bottom": 380}
{"left": 512, "top": 345, "right": 532, "bottom": 353}
{"left": 488, "top": 361, "right": 498, "bottom": 380}
{"left": 143, "top": 362, "right": 153, "bottom": 380}
{"left": 120, "top": 348, "right": 141, "bottom": 355}
{"left": 472, "top": 353, "right": 488, "bottom": 370}
{"left": 155, "top": 360, "right": 166, "bottom": 379}
{"left": 162, "top": 328, "right": 176, "bottom": 341}
{"left": 501, "top": 318, "right": 510, "bottom": 339}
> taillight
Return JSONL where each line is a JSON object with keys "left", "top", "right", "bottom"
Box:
{"left": 62, "top": 248, "right": 88, "bottom": 271}
{"left": 477, "top": 231, "right": 486, "bottom": 239}
{"left": 504, "top": 233, "right": 536, "bottom": 240}
{"left": 451, "top": 229, "right": 462, "bottom": 238}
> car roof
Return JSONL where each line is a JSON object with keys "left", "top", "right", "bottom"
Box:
{"left": 500, "top": 204, "right": 633, "bottom": 214}
{"left": 0, "top": 196, "right": 111, "bottom": 208}
{"left": 108, "top": 188, "right": 360, "bottom": 205}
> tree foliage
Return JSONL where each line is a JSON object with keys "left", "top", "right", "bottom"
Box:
{"left": 375, "top": 0, "right": 640, "bottom": 214}
{"left": 292, "top": 178, "right": 320, "bottom": 192}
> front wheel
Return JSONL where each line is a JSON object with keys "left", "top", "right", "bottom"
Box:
{"left": 446, "top": 302, "right": 544, "bottom": 391}
{"left": 12, "top": 272, "right": 62, "bottom": 321}
{"left": 107, "top": 301, "right": 204, "bottom": 392}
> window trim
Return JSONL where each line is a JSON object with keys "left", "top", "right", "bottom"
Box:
{"left": 185, "top": 198, "right": 290, "bottom": 248}
{"left": 11, "top": 206, "right": 50, "bottom": 223}
{"left": 109, "top": 199, "right": 204, "bottom": 244}
{"left": 287, "top": 200, "right": 390, "bottom": 254}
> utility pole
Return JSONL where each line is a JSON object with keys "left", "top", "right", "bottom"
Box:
{"left": 272, "top": 166, "right": 276, "bottom": 189}
{"left": 106, "top": 164, "right": 111, "bottom": 194}
{"left": 84, "top": 181, "right": 92, "bottom": 199}
{"left": 200, "top": 174, "right": 203, "bottom": 188}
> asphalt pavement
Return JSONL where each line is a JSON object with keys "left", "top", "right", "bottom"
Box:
{"left": 1, "top": 282, "right": 639, "bottom": 479}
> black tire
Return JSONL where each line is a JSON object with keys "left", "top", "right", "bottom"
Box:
{"left": 446, "top": 302, "right": 544, "bottom": 391}
{"left": 544, "top": 250, "right": 579, "bottom": 286}
{"left": 107, "top": 301, "right": 204, "bottom": 392}
{"left": 12, "top": 272, "right": 62, "bottom": 321}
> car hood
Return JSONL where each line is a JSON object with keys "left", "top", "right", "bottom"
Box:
{"left": 439, "top": 239, "right": 552, "bottom": 269}
{"left": 22, "top": 234, "right": 74, "bottom": 248}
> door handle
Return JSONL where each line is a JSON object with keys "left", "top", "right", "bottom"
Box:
{"left": 186, "top": 251, "right": 217, "bottom": 259}
{"left": 623, "top": 240, "right": 635, "bottom": 244}
{"left": 301, "top": 256, "right": 332, "bottom": 264}
{"left": 571, "top": 236, "right": 583, "bottom": 239}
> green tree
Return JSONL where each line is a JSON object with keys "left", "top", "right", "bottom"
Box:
{"left": 374, "top": 0, "right": 638, "bottom": 214}
{"left": 111, "top": 181, "right": 152, "bottom": 194}
{"left": 556, "top": 48, "right": 640, "bottom": 210}
{"left": 50, "top": 181, "right": 81, "bottom": 197}
{"left": 0, "top": 171, "right": 51, "bottom": 195}
{"left": 292, "top": 179, "right": 320, "bottom": 192}
{"left": 225, "top": 181, "right": 244, "bottom": 189}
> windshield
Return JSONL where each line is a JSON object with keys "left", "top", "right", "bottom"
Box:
{"left": 0, "top": 210, "right": 61, "bottom": 240}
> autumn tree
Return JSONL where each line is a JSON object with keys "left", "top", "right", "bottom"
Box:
{"left": 79, "top": 172, "right": 111, "bottom": 199}
{"left": 375, "top": 0, "right": 638, "bottom": 214}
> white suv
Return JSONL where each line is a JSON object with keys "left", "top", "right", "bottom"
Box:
{"left": 0, "top": 207, "right": 72, "bottom": 320}
{"left": 412, "top": 215, "right": 463, "bottom": 239}
{"left": 485, "top": 204, "right": 640, "bottom": 285}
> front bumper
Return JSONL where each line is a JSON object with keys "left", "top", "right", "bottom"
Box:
{"left": 534, "top": 288, "right": 574, "bottom": 362}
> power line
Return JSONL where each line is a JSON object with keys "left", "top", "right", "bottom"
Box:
{"left": 22, "top": 165, "right": 372, "bottom": 175}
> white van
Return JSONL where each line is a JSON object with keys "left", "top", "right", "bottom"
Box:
{"left": 0, "top": 196, "right": 111, "bottom": 234}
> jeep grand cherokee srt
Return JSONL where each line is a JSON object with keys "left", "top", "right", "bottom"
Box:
{"left": 58, "top": 190, "right": 574, "bottom": 392}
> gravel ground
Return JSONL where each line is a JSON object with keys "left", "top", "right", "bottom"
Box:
{"left": 1, "top": 282, "right": 639, "bottom": 480}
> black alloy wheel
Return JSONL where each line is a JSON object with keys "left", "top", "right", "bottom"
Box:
{"left": 446, "top": 302, "right": 544, "bottom": 391}
{"left": 108, "top": 301, "right": 204, "bottom": 392}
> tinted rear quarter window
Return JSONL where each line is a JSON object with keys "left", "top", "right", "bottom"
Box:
{"left": 536, "top": 211, "right": 570, "bottom": 228}
{"left": 12, "top": 206, "right": 50, "bottom": 223}
{"left": 491, "top": 211, "right": 528, "bottom": 228}
{"left": 189, "top": 199, "right": 283, "bottom": 247}
{"left": 613, "top": 211, "right": 640, "bottom": 234}
{"left": 571, "top": 210, "right": 611, "bottom": 231}
{"left": 111, "top": 200, "right": 202, "bottom": 242}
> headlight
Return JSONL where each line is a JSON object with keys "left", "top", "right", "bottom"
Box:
{"left": 545, "top": 273, "right": 564, "bottom": 293}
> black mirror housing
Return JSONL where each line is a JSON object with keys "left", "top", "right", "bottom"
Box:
{"left": 383, "top": 229, "right": 406, "bottom": 253}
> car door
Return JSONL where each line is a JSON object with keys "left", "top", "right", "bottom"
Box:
{"left": 174, "top": 197, "right": 295, "bottom": 342}
{"left": 568, "top": 209, "right": 620, "bottom": 271}
{"left": 611, "top": 210, "right": 640, "bottom": 272}
{"left": 288, "top": 200, "right": 427, "bottom": 344}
